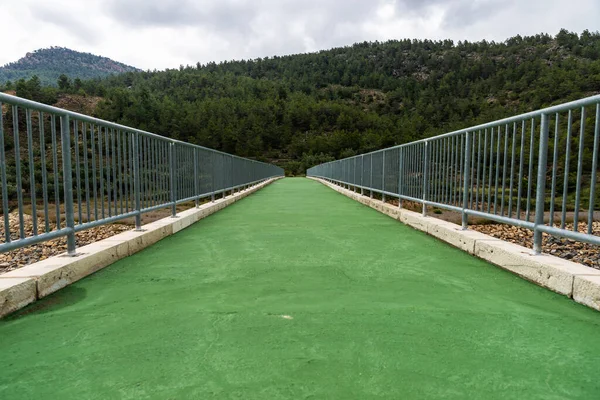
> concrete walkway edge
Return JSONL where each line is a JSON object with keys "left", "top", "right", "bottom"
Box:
{"left": 0, "top": 178, "right": 282, "bottom": 318}
{"left": 309, "top": 177, "right": 600, "bottom": 312}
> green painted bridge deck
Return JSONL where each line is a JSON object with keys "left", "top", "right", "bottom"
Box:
{"left": 1, "top": 178, "right": 599, "bottom": 399}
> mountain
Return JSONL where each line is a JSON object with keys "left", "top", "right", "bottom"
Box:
{"left": 0, "top": 47, "right": 140, "bottom": 86}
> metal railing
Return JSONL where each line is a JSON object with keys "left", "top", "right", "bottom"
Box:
{"left": 308, "top": 95, "right": 600, "bottom": 254}
{"left": 0, "top": 93, "right": 283, "bottom": 255}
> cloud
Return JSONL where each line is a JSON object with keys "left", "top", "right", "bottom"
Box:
{"left": 0, "top": 0, "right": 598, "bottom": 71}
{"left": 438, "top": 0, "right": 507, "bottom": 30}
{"left": 106, "top": 0, "right": 256, "bottom": 32}
{"left": 30, "top": 4, "right": 100, "bottom": 45}
{"left": 104, "top": 0, "right": 381, "bottom": 58}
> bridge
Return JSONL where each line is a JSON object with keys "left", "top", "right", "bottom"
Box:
{"left": 1, "top": 93, "right": 600, "bottom": 398}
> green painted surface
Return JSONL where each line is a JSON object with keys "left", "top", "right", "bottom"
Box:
{"left": 1, "top": 178, "right": 599, "bottom": 399}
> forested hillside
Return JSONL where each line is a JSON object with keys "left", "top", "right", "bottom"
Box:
{"left": 4, "top": 30, "right": 600, "bottom": 174}
{"left": 0, "top": 47, "right": 139, "bottom": 86}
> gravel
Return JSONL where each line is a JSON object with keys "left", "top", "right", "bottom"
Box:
{"left": 0, "top": 211, "right": 132, "bottom": 274}
{"left": 471, "top": 222, "right": 600, "bottom": 270}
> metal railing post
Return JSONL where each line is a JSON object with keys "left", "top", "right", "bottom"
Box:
{"left": 230, "top": 155, "right": 234, "bottom": 195}
{"left": 132, "top": 133, "right": 142, "bottom": 230}
{"left": 382, "top": 151, "right": 386, "bottom": 203}
{"left": 12, "top": 106, "right": 24, "bottom": 239}
{"left": 60, "top": 114, "right": 77, "bottom": 255}
{"left": 589, "top": 104, "right": 600, "bottom": 234}
{"left": 361, "top": 155, "right": 364, "bottom": 195}
{"left": 344, "top": 162, "right": 348, "bottom": 189}
{"left": 194, "top": 148, "right": 199, "bottom": 208}
{"left": 354, "top": 158, "right": 357, "bottom": 192}
{"left": 533, "top": 114, "right": 550, "bottom": 254}
{"left": 170, "top": 142, "right": 177, "bottom": 217}
{"left": 370, "top": 156, "right": 373, "bottom": 198}
{"left": 398, "top": 148, "right": 403, "bottom": 208}
{"left": 0, "top": 101, "right": 9, "bottom": 242}
{"left": 223, "top": 155, "right": 228, "bottom": 199}
{"left": 422, "top": 141, "right": 429, "bottom": 216}
{"left": 462, "top": 132, "right": 472, "bottom": 229}
{"left": 347, "top": 161, "right": 350, "bottom": 189}
{"left": 211, "top": 153, "right": 215, "bottom": 202}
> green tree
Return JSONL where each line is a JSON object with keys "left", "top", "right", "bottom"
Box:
{"left": 73, "top": 78, "right": 82, "bottom": 91}
{"left": 58, "top": 74, "right": 71, "bottom": 90}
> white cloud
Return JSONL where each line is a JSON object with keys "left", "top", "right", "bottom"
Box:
{"left": 0, "top": 0, "right": 598, "bottom": 71}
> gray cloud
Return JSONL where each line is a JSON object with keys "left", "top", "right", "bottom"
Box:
{"left": 99, "top": 0, "right": 385, "bottom": 66}
{"left": 105, "top": 0, "right": 380, "bottom": 57}
{"left": 392, "top": 0, "right": 507, "bottom": 28}
{"left": 30, "top": 4, "right": 100, "bottom": 45}
{"left": 394, "top": 0, "right": 442, "bottom": 13}
{"left": 439, "top": 0, "right": 507, "bottom": 30}
{"left": 107, "top": 0, "right": 377, "bottom": 28}
{"left": 107, "top": 0, "right": 257, "bottom": 33}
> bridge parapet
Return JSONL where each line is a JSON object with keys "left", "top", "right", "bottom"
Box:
{"left": 0, "top": 93, "right": 283, "bottom": 256}
{"left": 308, "top": 95, "right": 600, "bottom": 256}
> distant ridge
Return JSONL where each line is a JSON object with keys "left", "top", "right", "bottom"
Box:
{"left": 0, "top": 47, "right": 140, "bottom": 85}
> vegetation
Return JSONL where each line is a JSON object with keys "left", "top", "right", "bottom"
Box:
{"left": 2, "top": 30, "right": 600, "bottom": 175}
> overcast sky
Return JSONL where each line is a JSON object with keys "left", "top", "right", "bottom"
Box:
{"left": 1, "top": 0, "right": 598, "bottom": 70}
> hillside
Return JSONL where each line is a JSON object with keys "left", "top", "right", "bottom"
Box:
{"left": 87, "top": 29, "right": 600, "bottom": 173}
{"left": 4, "top": 30, "right": 600, "bottom": 174}
{"left": 0, "top": 47, "right": 140, "bottom": 86}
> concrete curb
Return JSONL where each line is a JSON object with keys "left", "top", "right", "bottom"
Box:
{"left": 309, "top": 177, "right": 600, "bottom": 312}
{"left": 0, "top": 177, "right": 282, "bottom": 318}
{"left": 0, "top": 278, "right": 36, "bottom": 318}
